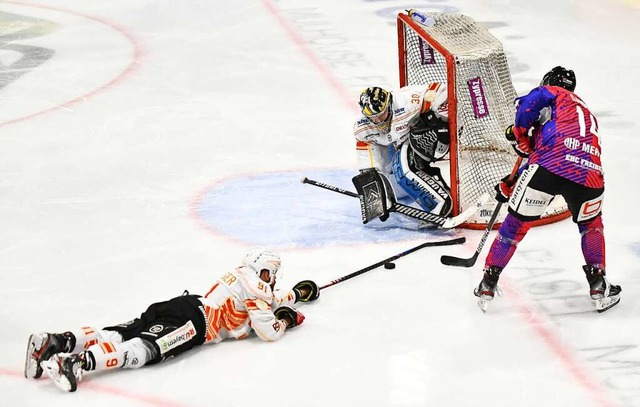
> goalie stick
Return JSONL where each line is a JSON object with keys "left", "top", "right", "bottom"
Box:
{"left": 301, "top": 177, "right": 488, "bottom": 229}
{"left": 319, "top": 236, "right": 466, "bottom": 290}
{"left": 440, "top": 157, "right": 524, "bottom": 268}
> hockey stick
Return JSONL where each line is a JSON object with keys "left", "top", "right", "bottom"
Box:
{"left": 301, "top": 177, "right": 488, "bottom": 229}
{"left": 301, "top": 177, "right": 358, "bottom": 198}
{"left": 319, "top": 236, "right": 466, "bottom": 290}
{"left": 440, "top": 157, "right": 524, "bottom": 268}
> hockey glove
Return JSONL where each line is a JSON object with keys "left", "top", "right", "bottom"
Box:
{"left": 505, "top": 125, "right": 533, "bottom": 158}
{"left": 494, "top": 174, "right": 517, "bottom": 203}
{"left": 274, "top": 306, "right": 305, "bottom": 328}
{"left": 293, "top": 280, "right": 320, "bottom": 303}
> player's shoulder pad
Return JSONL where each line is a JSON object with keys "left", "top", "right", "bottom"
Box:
{"left": 354, "top": 116, "right": 382, "bottom": 141}
{"left": 235, "top": 267, "right": 274, "bottom": 302}
{"left": 516, "top": 86, "right": 555, "bottom": 111}
{"left": 386, "top": 88, "right": 420, "bottom": 137}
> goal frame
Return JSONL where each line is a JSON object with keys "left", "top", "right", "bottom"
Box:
{"left": 397, "top": 13, "right": 570, "bottom": 229}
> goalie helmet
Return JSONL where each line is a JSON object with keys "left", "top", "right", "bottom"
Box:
{"left": 541, "top": 66, "right": 576, "bottom": 92}
{"left": 242, "top": 247, "right": 281, "bottom": 285}
{"left": 359, "top": 87, "right": 392, "bottom": 132}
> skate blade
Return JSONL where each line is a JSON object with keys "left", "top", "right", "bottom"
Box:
{"left": 595, "top": 295, "right": 621, "bottom": 313}
{"left": 41, "top": 359, "right": 75, "bottom": 392}
{"left": 24, "top": 334, "right": 44, "bottom": 379}
{"left": 477, "top": 298, "right": 490, "bottom": 313}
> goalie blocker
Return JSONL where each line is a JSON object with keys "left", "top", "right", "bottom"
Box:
{"left": 352, "top": 168, "right": 393, "bottom": 224}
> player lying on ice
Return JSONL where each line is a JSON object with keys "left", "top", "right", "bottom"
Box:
{"left": 353, "top": 83, "right": 453, "bottom": 219}
{"left": 474, "top": 66, "right": 621, "bottom": 313}
{"left": 24, "top": 247, "right": 320, "bottom": 392}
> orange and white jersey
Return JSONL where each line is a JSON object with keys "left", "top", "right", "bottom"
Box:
{"left": 199, "top": 267, "right": 296, "bottom": 344}
{"left": 354, "top": 83, "right": 448, "bottom": 170}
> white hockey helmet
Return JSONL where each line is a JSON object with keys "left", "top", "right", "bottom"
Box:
{"left": 242, "top": 247, "right": 281, "bottom": 285}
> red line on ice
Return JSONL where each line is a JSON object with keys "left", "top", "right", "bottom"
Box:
{"left": 0, "top": 1, "right": 145, "bottom": 128}
{"left": 261, "top": 0, "right": 618, "bottom": 405}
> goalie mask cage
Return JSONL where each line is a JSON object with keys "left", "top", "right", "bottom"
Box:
{"left": 397, "top": 12, "right": 570, "bottom": 228}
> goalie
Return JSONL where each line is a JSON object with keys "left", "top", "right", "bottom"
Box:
{"left": 353, "top": 84, "right": 453, "bottom": 218}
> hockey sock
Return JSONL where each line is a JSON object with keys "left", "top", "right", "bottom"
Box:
{"left": 484, "top": 214, "right": 531, "bottom": 269}
{"left": 86, "top": 338, "right": 157, "bottom": 371}
{"left": 68, "top": 327, "right": 98, "bottom": 353}
{"left": 578, "top": 215, "right": 605, "bottom": 269}
{"left": 69, "top": 327, "right": 124, "bottom": 353}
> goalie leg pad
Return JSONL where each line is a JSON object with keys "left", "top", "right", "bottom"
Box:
{"left": 392, "top": 143, "right": 452, "bottom": 216}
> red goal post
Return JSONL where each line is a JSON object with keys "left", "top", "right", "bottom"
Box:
{"left": 397, "top": 12, "right": 570, "bottom": 229}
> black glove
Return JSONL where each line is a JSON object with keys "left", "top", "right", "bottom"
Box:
{"left": 293, "top": 280, "right": 320, "bottom": 303}
{"left": 504, "top": 124, "right": 515, "bottom": 141}
{"left": 274, "top": 306, "right": 305, "bottom": 328}
{"left": 494, "top": 174, "right": 517, "bottom": 203}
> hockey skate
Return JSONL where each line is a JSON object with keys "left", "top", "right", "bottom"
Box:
{"left": 473, "top": 266, "right": 503, "bottom": 313}
{"left": 41, "top": 352, "right": 88, "bottom": 392}
{"left": 24, "top": 332, "right": 75, "bottom": 379}
{"left": 583, "top": 265, "right": 621, "bottom": 313}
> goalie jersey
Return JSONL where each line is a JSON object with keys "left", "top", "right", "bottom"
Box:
{"left": 353, "top": 83, "right": 448, "bottom": 171}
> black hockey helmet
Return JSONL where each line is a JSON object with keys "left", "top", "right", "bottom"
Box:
{"left": 359, "top": 87, "right": 391, "bottom": 118}
{"left": 541, "top": 66, "right": 576, "bottom": 92}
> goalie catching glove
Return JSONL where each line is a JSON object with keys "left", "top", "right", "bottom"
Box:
{"left": 293, "top": 280, "right": 320, "bottom": 303}
{"left": 408, "top": 111, "right": 450, "bottom": 163}
{"left": 274, "top": 306, "right": 305, "bottom": 328}
{"left": 505, "top": 125, "right": 533, "bottom": 158}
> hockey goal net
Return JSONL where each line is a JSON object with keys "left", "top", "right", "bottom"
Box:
{"left": 397, "top": 12, "right": 570, "bottom": 228}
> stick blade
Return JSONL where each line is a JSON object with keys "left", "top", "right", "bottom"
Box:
{"left": 440, "top": 254, "right": 477, "bottom": 268}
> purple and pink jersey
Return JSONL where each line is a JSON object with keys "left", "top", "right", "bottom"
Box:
{"left": 513, "top": 86, "right": 604, "bottom": 189}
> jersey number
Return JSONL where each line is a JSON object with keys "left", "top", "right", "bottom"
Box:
{"left": 576, "top": 106, "right": 600, "bottom": 144}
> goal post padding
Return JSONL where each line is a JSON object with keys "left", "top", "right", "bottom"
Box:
{"left": 397, "top": 12, "right": 570, "bottom": 228}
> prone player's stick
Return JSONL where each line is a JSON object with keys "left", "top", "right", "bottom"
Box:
{"left": 319, "top": 236, "right": 466, "bottom": 290}
{"left": 440, "top": 157, "right": 524, "bottom": 268}
{"left": 301, "top": 177, "right": 487, "bottom": 229}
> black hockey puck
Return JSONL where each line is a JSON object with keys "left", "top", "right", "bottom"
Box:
{"left": 384, "top": 262, "right": 396, "bottom": 269}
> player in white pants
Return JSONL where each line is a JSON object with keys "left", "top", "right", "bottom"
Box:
{"left": 24, "top": 247, "right": 320, "bottom": 392}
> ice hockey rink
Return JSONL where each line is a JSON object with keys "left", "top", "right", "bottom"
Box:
{"left": 1, "top": 0, "right": 639, "bottom": 406}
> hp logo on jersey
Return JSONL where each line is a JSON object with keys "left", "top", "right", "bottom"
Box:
{"left": 564, "top": 137, "right": 581, "bottom": 150}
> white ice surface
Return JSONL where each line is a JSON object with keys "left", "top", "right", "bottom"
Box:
{"left": 1, "top": 1, "right": 639, "bottom": 406}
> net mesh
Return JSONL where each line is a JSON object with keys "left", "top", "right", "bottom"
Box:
{"left": 400, "top": 12, "right": 568, "bottom": 225}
